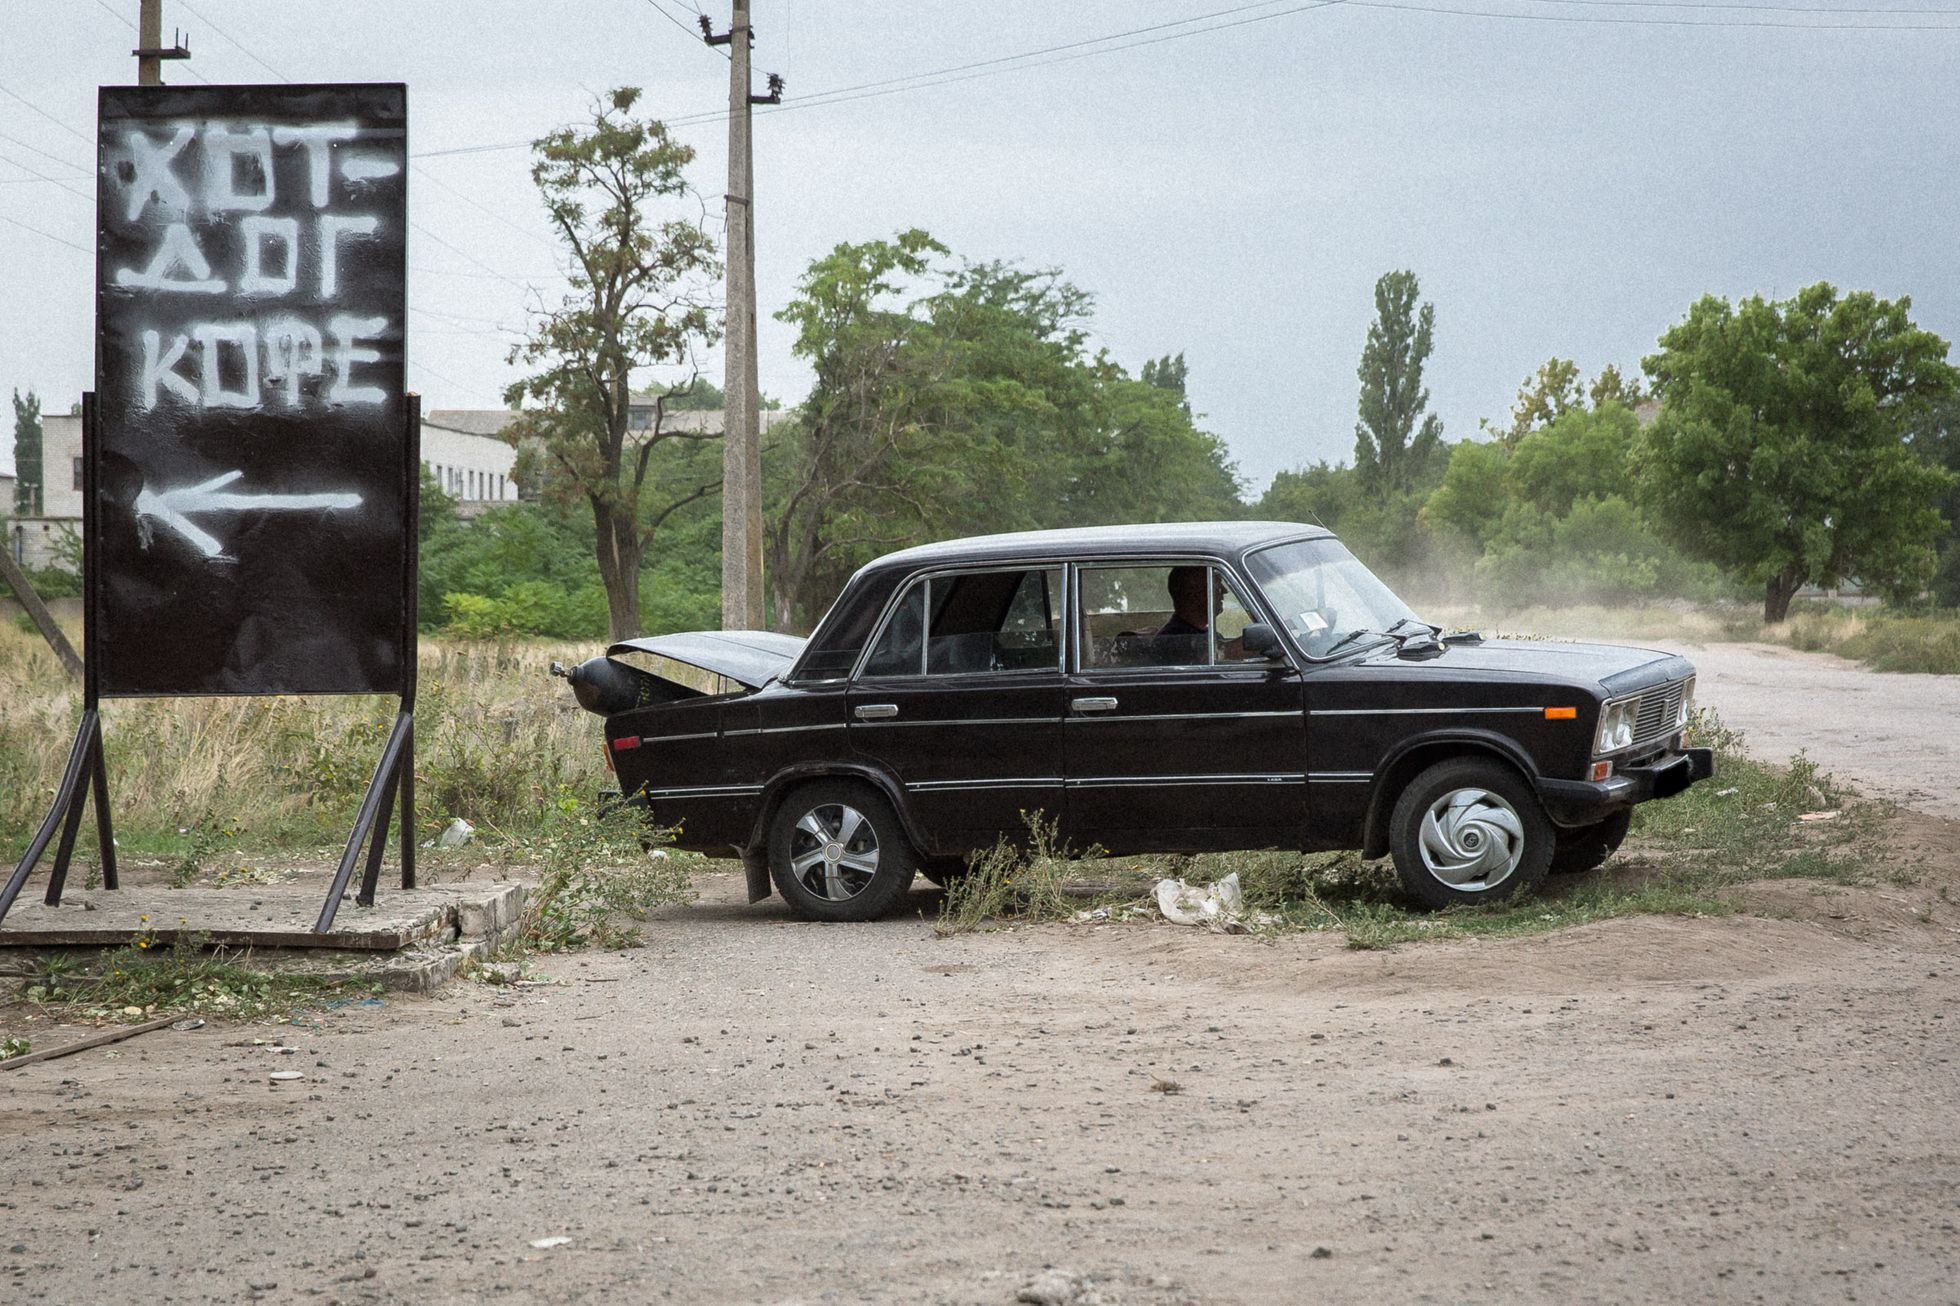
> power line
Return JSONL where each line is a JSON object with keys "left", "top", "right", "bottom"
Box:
{"left": 176, "top": 0, "right": 295, "bottom": 81}
{"left": 644, "top": 0, "right": 730, "bottom": 58}
{"left": 0, "top": 208, "right": 91, "bottom": 254}
{"left": 0, "top": 153, "right": 93, "bottom": 204}
{"left": 0, "top": 127, "right": 90, "bottom": 176}
{"left": 93, "top": 0, "right": 135, "bottom": 31}
{"left": 410, "top": 218, "right": 536, "bottom": 291}
{"left": 0, "top": 83, "right": 98, "bottom": 149}
{"left": 706, "top": 1, "right": 1351, "bottom": 125}
{"left": 411, "top": 162, "right": 559, "bottom": 251}
{"left": 1342, "top": 0, "right": 1960, "bottom": 27}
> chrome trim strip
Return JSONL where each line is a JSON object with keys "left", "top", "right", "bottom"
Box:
{"left": 641, "top": 730, "right": 718, "bottom": 743}
{"left": 1307, "top": 706, "right": 1542, "bottom": 717}
{"left": 643, "top": 783, "right": 766, "bottom": 799}
{"left": 907, "top": 777, "right": 1064, "bottom": 792}
{"left": 1066, "top": 773, "right": 1306, "bottom": 788}
{"left": 1067, "top": 709, "right": 1301, "bottom": 723}
{"left": 1308, "top": 771, "right": 1374, "bottom": 783}
{"left": 852, "top": 716, "right": 1058, "bottom": 728}
{"left": 722, "top": 722, "right": 849, "bottom": 737}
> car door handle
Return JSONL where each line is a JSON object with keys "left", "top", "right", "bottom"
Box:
{"left": 1071, "top": 696, "right": 1119, "bottom": 714}
{"left": 854, "top": 703, "right": 899, "bottom": 721}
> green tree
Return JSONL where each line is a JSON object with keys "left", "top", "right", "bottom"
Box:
{"left": 1421, "top": 439, "right": 1510, "bottom": 548}
{"left": 1499, "top": 358, "right": 1584, "bottom": 443}
{"left": 1140, "top": 352, "right": 1191, "bottom": 415}
{"left": 767, "top": 233, "right": 1240, "bottom": 629}
{"left": 1638, "top": 283, "right": 1959, "bottom": 621}
{"left": 503, "top": 87, "right": 723, "bottom": 640}
{"left": 1588, "top": 363, "right": 1646, "bottom": 412}
{"left": 1909, "top": 395, "right": 1960, "bottom": 606}
{"left": 12, "top": 389, "right": 42, "bottom": 516}
{"left": 1507, "top": 402, "right": 1639, "bottom": 517}
{"left": 1353, "top": 271, "right": 1444, "bottom": 499}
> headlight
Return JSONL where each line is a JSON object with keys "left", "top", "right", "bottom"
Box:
{"left": 1677, "top": 677, "right": 1695, "bottom": 728}
{"left": 1595, "top": 701, "right": 1634, "bottom": 753}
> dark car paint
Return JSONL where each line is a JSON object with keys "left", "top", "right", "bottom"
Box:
{"left": 592, "top": 523, "right": 1710, "bottom": 899}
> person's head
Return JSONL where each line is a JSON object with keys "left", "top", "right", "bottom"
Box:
{"left": 1167, "top": 566, "right": 1212, "bottom": 626}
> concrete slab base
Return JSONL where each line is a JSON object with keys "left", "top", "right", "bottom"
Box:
{"left": 0, "top": 883, "right": 527, "bottom": 994}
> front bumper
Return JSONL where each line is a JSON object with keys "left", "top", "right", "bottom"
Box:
{"left": 1535, "top": 747, "right": 1715, "bottom": 828}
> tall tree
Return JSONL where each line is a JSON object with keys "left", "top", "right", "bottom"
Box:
{"left": 767, "top": 233, "right": 1240, "bottom": 630}
{"left": 1638, "top": 283, "right": 1958, "bottom": 621}
{"left": 1353, "top": 271, "right": 1444, "bottom": 499}
{"left": 11, "top": 388, "right": 42, "bottom": 515}
{"left": 504, "top": 88, "right": 722, "bottom": 640}
{"left": 1140, "top": 352, "right": 1191, "bottom": 415}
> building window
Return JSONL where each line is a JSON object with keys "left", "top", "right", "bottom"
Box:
{"left": 73, "top": 456, "right": 83, "bottom": 492}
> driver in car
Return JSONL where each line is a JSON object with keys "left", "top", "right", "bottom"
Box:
{"left": 1156, "top": 566, "right": 1247, "bottom": 661}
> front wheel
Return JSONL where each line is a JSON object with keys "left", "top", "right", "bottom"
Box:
{"left": 768, "top": 781, "right": 918, "bottom": 922}
{"left": 1389, "top": 759, "right": 1554, "bottom": 911}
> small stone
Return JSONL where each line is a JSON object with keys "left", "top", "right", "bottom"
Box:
{"left": 1311, "top": 1246, "right": 1332, "bottom": 1259}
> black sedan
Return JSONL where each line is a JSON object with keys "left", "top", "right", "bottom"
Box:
{"left": 557, "top": 522, "right": 1713, "bottom": 919}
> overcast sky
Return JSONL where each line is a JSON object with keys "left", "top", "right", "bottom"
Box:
{"left": 3, "top": 0, "right": 1956, "bottom": 494}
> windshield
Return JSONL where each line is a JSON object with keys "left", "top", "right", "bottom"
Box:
{"left": 1244, "top": 538, "right": 1422, "bottom": 659}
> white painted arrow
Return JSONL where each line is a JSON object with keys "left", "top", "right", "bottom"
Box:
{"left": 133, "top": 470, "right": 364, "bottom": 560}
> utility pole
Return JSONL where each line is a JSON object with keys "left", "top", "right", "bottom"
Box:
{"left": 704, "top": 1, "right": 781, "bottom": 631}
{"left": 133, "top": 0, "right": 191, "bottom": 86}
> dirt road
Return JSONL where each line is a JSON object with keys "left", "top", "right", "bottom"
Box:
{"left": 4, "top": 865, "right": 1957, "bottom": 1305}
{"left": 2, "top": 640, "right": 1956, "bottom": 1304}
{"left": 1631, "top": 639, "right": 1960, "bottom": 823}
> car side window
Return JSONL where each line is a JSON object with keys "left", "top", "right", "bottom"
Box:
{"left": 861, "top": 583, "right": 927, "bottom": 676}
{"left": 860, "top": 568, "right": 1064, "bottom": 678}
{"left": 1079, "top": 564, "right": 1257, "bottom": 669}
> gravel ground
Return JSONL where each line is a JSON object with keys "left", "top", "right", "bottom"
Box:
{"left": 2, "top": 643, "right": 1956, "bottom": 1305}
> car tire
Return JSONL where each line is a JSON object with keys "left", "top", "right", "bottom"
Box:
{"left": 768, "top": 781, "right": 918, "bottom": 922}
{"left": 1549, "top": 810, "right": 1632, "bottom": 875}
{"left": 1389, "top": 758, "right": 1554, "bottom": 911}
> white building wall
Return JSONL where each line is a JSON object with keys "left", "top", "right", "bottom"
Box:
{"left": 39, "top": 415, "right": 84, "bottom": 519}
{"left": 421, "top": 417, "right": 519, "bottom": 503}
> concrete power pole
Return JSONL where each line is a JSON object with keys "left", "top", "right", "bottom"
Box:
{"left": 134, "top": 0, "right": 190, "bottom": 85}
{"left": 707, "top": 0, "right": 780, "bottom": 632}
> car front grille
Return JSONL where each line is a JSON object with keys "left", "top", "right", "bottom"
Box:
{"left": 1629, "top": 678, "right": 1691, "bottom": 749}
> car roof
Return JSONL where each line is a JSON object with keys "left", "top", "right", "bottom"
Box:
{"left": 864, "top": 521, "right": 1331, "bottom": 572}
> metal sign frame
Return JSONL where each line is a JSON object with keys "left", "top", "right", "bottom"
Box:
{"left": 1, "top": 84, "right": 419, "bottom": 933}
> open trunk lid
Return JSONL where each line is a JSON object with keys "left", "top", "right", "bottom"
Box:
{"left": 606, "top": 630, "right": 807, "bottom": 693}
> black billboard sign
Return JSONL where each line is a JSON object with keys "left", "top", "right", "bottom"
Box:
{"left": 95, "top": 84, "right": 409, "bottom": 696}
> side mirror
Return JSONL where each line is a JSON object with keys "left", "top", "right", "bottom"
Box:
{"left": 1240, "top": 622, "right": 1286, "bottom": 660}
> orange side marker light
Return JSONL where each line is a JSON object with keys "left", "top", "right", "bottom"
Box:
{"left": 1544, "top": 706, "right": 1578, "bottom": 720}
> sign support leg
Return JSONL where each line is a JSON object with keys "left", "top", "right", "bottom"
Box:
{"left": 0, "top": 712, "right": 97, "bottom": 925}
{"left": 314, "top": 710, "right": 413, "bottom": 933}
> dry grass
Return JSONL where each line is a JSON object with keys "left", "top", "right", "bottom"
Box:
{"left": 0, "top": 622, "right": 608, "bottom": 854}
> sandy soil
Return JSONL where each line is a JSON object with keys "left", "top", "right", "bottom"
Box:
{"left": 2, "top": 643, "right": 1956, "bottom": 1305}
{"left": 1582, "top": 636, "right": 1960, "bottom": 823}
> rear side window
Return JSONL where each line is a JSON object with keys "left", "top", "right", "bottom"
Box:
{"left": 796, "top": 570, "right": 903, "bottom": 679}
{"left": 857, "top": 568, "right": 1063, "bottom": 678}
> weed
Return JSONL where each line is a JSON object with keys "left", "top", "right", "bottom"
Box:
{"left": 930, "top": 709, "right": 1889, "bottom": 949}
{"left": 498, "top": 791, "right": 696, "bottom": 952}
{"left": 19, "top": 934, "right": 376, "bottom": 1020}
{"left": 167, "top": 809, "right": 244, "bottom": 887}
{"left": 1, "top": 1036, "right": 29, "bottom": 1060}
{"left": 936, "top": 814, "right": 1094, "bottom": 934}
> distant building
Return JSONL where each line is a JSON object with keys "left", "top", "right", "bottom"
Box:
{"left": 422, "top": 409, "right": 521, "bottom": 506}
{"left": 9, "top": 414, "right": 83, "bottom": 569}
{"left": 9, "top": 403, "right": 777, "bottom": 566}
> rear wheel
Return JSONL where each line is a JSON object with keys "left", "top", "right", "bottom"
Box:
{"left": 1550, "top": 810, "right": 1632, "bottom": 875}
{"left": 1389, "top": 758, "right": 1554, "bottom": 911}
{"left": 768, "top": 781, "right": 917, "bottom": 922}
